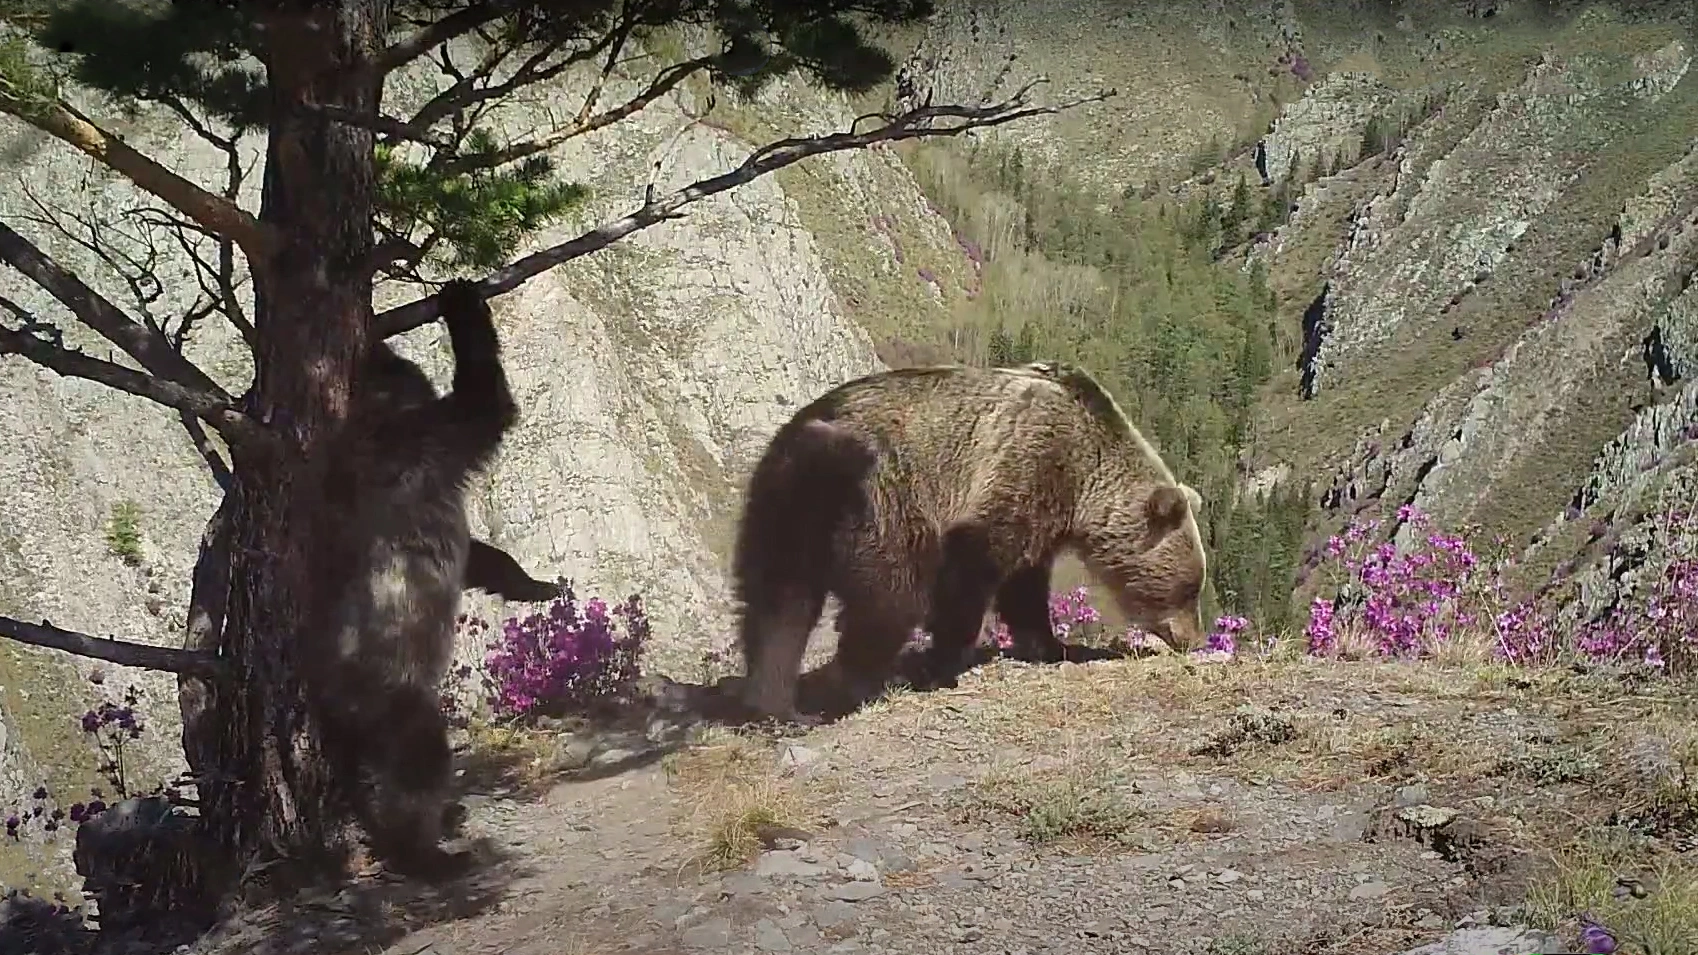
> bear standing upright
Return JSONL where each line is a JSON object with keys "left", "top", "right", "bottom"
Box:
{"left": 731, "top": 361, "right": 1210, "bottom": 721}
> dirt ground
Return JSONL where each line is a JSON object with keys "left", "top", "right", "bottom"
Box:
{"left": 174, "top": 653, "right": 1698, "bottom": 955}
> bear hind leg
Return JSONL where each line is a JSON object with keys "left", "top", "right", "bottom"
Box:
{"left": 739, "top": 583, "right": 828, "bottom": 721}
{"left": 994, "top": 563, "right": 1066, "bottom": 664}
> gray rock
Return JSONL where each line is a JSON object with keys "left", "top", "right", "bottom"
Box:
{"left": 756, "top": 850, "right": 829, "bottom": 880}
{"left": 823, "top": 881, "right": 887, "bottom": 902}
{"left": 1332, "top": 811, "right": 1371, "bottom": 842}
{"left": 681, "top": 917, "right": 734, "bottom": 950}
{"left": 1395, "top": 926, "right": 1565, "bottom": 955}
{"left": 781, "top": 743, "right": 822, "bottom": 770}
{"left": 753, "top": 918, "right": 793, "bottom": 952}
{"left": 1348, "top": 881, "right": 1390, "bottom": 901}
{"left": 1398, "top": 805, "right": 1461, "bottom": 829}
{"left": 1394, "top": 784, "right": 1431, "bottom": 807}
{"left": 590, "top": 745, "right": 643, "bottom": 768}
{"left": 813, "top": 901, "right": 859, "bottom": 930}
{"left": 547, "top": 733, "right": 597, "bottom": 772}
{"left": 721, "top": 873, "right": 768, "bottom": 896}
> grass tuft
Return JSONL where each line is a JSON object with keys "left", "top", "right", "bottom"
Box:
{"left": 662, "top": 728, "right": 818, "bottom": 871}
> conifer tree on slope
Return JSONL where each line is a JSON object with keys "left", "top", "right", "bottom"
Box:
{"left": 0, "top": 0, "right": 1106, "bottom": 894}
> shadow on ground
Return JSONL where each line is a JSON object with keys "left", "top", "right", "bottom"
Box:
{"left": 453, "top": 637, "right": 1159, "bottom": 796}
{"left": 0, "top": 832, "right": 528, "bottom": 955}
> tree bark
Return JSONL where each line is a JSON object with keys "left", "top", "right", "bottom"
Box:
{"left": 193, "top": 0, "right": 391, "bottom": 890}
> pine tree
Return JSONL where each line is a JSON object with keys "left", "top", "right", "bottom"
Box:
{"left": 0, "top": 0, "right": 1103, "bottom": 912}
{"left": 1223, "top": 171, "right": 1251, "bottom": 245}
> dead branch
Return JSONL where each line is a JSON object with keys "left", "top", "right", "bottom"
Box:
{"left": 16, "top": 177, "right": 174, "bottom": 334}
{"left": 0, "top": 94, "right": 277, "bottom": 263}
{"left": 0, "top": 614, "right": 223, "bottom": 678}
{"left": 406, "top": 25, "right": 624, "bottom": 136}
{"left": 0, "top": 304, "right": 266, "bottom": 448}
{"left": 0, "top": 219, "right": 231, "bottom": 397}
{"left": 438, "top": 54, "right": 715, "bottom": 175}
{"left": 375, "top": 79, "right": 1115, "bottom": 336}
{"left": 180, "top": 411, "right": 234, "bottom": 490}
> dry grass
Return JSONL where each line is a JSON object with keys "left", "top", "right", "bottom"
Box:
{"left": 956, "top": 756, "right": 1151, "bottom": 850}
{"left": 1526, "top": 842, "right": 1698, "bottom": 955}
{"left": 640, "top": 646, "right": 1698, "bottom": 955}
{"left": 661, "top": 727, "right": 822, "bottom": 872}
{"left": 458, "top": 718, "right": 566, "bottom": 792}
{"left": 846, "top": 651, "right": 1698, "bottom": 823}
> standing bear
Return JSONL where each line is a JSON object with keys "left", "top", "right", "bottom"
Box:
{"left": 731, "top": 361, "right": 1209, "bottom": 721}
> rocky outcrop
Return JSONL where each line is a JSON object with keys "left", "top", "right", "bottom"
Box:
{"left": 1258, "top": 71, "right": 1403, "bottom": 185}
{"left": 1302, "top": 46, "right": 1693, "bottom": 396}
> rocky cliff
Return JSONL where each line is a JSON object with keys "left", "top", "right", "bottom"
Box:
{"left": 3, "top": 0, "right": 1697, "bottom": 894}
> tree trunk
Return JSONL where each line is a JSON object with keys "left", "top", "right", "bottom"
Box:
{"left": 190, "top": 1, "right": 390, "bottom": 894}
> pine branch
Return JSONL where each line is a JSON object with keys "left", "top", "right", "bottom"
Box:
{"left": 0, "top": 614, "right": 222, "bottom": 678}
{"left": 375, "top": 79, "right": 1116, "bottom": 336}
{"left": 0, "top": 93, "right": 277, "bottom": 262}
{"left": 0, "top": 302, "right": 267, "bottom": 449}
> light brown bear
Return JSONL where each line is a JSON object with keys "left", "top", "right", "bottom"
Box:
{"left": 730, "top": 361, "right": 1209, "bottom": 721}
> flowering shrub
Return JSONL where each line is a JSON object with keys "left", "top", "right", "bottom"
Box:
{"left": 890, "top": 504, "right": 1697, "bottom": 672}
{"left": 1304, "top": 504, "right": 1698, "bottom": 669}
{"left": 5, "top": 678, "right": 158, "bottom": 846}
{"left": 472, "top": 581, "right": 652, "bottom": 720}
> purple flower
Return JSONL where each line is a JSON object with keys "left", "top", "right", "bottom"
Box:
{"left": 1579, "top": 917, "right": 1617, "bottom": 953}
{"left": 476, "top": 580, "right": 652, "bottom": 719}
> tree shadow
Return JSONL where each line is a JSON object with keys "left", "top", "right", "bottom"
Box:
{"left": 201, "top": 836, "right": 529, "bottom": 955}
{"left": 0, "top": 832, "right": 528, "bottom": 955}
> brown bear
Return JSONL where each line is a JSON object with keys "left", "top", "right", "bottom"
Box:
{"left": 731, "top": 360, "right": 1209, "bottom": 721}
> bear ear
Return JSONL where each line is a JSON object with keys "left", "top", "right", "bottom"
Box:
{"left": 1144, "top": 485, "right": 1192, "bottom": 534}
{"left": 1180, "top": 483, "right": 1203, "bottom": 515}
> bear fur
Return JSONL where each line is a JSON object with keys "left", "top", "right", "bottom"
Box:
{"left": 731, "top": 361, "right": 1209, "bottom": 720}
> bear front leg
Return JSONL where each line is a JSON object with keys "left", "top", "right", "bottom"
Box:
{"left": 915, "top": 524, "right": 1006, "bottom": 690}
{"left": 826, "top": 601, "right": 913, "bottom": 711}
{"left": 994, "top": 563, "right": 1066, "bottom": 664}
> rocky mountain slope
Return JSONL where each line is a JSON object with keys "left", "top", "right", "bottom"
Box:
{"left": 896, "top": 0, "right": 1698, "bottom": 621}
{"left": 2, "top": 0, "right": 1696, "bottom": 898}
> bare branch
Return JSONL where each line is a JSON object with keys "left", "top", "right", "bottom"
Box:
{"left": 0, "top": 307, "right": 267, "bottom": 449}
{"left": 439, "top": 55, "right": 714, "bottom": 175}
{"left": 0, "top": 95, "right": 278, "bottom": 262}
{"left": 376, "top": 81, "right": 1116, "bottom": 337}
{"left": 15, "top": 178, "right": 172, "bottom": 334}
{"left": 179, "top": 410, "right": 234, "bottom": 491}
{"left": 406, "top": 23, "right": 629, "bottom": 135}
{"left": 377, "top": 1, "right": 515, "bottom": 75}
{"left": 0, "top": 614, "right": 223, "bottom": 678}
{"left": 0, "top": 219, "right": 231, "bottom": 397}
